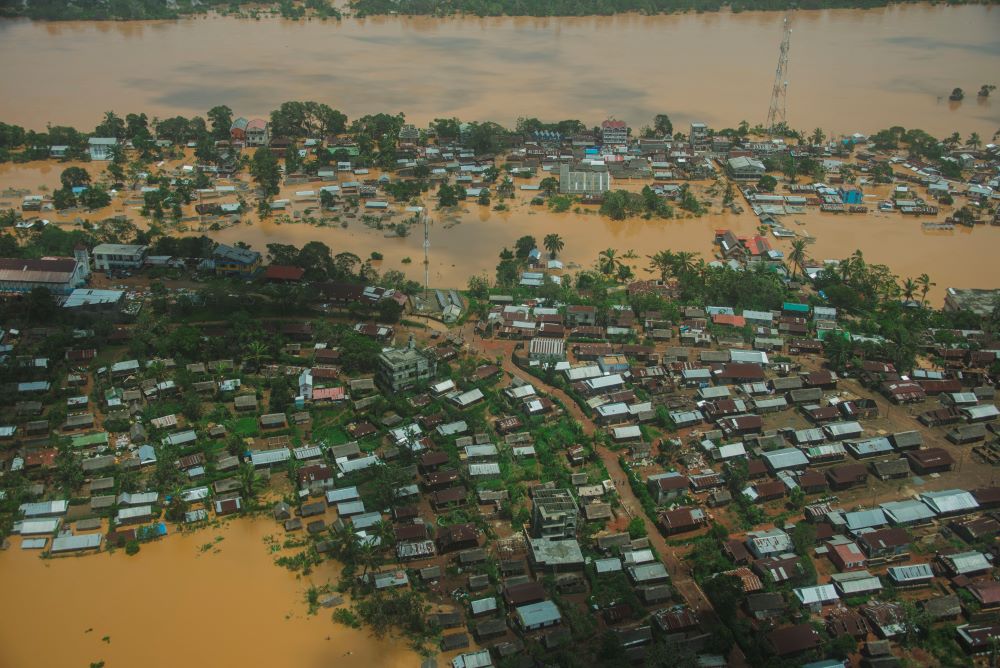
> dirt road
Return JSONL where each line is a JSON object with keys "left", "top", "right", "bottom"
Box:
{"left": 469, "top": 332, "right": 746, "bottom": 665}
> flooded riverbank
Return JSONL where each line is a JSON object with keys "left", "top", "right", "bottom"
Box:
{"left": 2, "top": 156, "right": 994, "bottom": 304}
{"left": 0, "top": 5, "right": 997, "bottom": 137}
{"left": 0, "top": 517, "right": 422, "bottom": 668}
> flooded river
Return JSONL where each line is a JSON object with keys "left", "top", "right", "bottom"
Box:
{"left": 0, "top": 518, "right": 421, "bottom": 668}
{"left": 0, "top": 6, "right": 998, "bottom": 137}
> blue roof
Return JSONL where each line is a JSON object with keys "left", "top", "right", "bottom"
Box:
{"left": 782, "top": 302, "right": 810, "bottom": 313}
{"left": 516, "top": 600, "right": 561, "bottom": 627}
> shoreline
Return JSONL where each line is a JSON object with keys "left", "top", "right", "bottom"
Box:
{"left": 2, "top": 0, "right": 996, "bottom": 23}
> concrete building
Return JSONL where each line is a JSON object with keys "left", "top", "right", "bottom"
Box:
{"left": 212, "top": 243, "right": 261, "bottom": 277}
{"left": 378, "top": 338, "right": 437, "bottom": 392}
{"left": 532, "top": 488, "right": 579, "bottom": 539}
{"left": 88, "top": 137, "right": 118, "bottom": 161}
{"left": 93, "top": 244, "right": 148, "bottom": 272}
{"left": 601, "top": 119, "right": 628, "bottom": 146}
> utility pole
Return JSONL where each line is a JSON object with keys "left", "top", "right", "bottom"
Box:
{"left": 765, "top": 17, "right": 792, "bottom": 137}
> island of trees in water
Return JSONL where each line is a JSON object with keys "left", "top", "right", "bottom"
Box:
{"left": 2, "top": 0, "right": 996, "bottom": 21}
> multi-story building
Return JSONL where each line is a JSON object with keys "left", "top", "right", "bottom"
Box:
{"left": 601, "top": 119, "right": 628, "bottom": 146}
{"left": 0, "top": 257, "right": 88, "bottom": 295}
{"left": 531, "top": 488, "right": 579, "bottom": 539}
{"left": 88, "top": 137, "right": 118, "bottom": 161}
{"left": 93, "top": 244, "right": 148, "bottom": 272}
{"left": 245, "top": 119, "right": 270, "bottom": 147}
{"left": 213, "top": 244, "right": 261, "bottom": 277}
{"left": 378, "top": 338, "right": 436, "bottom": 392}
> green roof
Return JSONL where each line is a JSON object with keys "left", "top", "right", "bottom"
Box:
{"left": 782, "top": 302, "right": 810, "bottom": 313}
{"left": 71, "top": 432, "right": 109, "bottom": 448}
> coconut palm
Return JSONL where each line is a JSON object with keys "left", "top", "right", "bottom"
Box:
{"left": 543, "top": 233, "right": 565, "bottom": 259}
{"left": 647, "top": 250, "right": 676, "bottom": 281}
{"left": 497, "top": 176, "right": 515, "bottom": 198}
{"left": 945, "top": 132, "right": 962, "bottom": 149}
{"left": 900, "top": 277, "right": 918, "bottom": 303}
{"left": 788, "top": 239, "right": 808, "bottom": 279}
{"left": 674, "top": 251, "right": 698, "bottom": 275}
{"left": 916, "top": 273, "right": 936, "bottom": 306}
{"left": 810, "top": 128, "right": 826, "bottom": 146}
{"left": 244, "top": 340, "right": 269, "bottom": 372}
{"left": 598, "top": 248, "right": 620, "bottom": 276}
{"left": 237, "top": 462, "right": 264, "bottom": 506}
{"left": 967, "top": 132, "right": 982, "bottom": 150}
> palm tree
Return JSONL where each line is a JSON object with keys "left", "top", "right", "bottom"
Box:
{"left": 967, "top": 132, "right": 983, "bottom": 150}
{"left": 237, "top": 462, "right": 264, "bottom": 507}
{"left": 539, "top": 177, "right": 559, "bottom": 197}
{"left": 788, "top": 239, "right": 808, "bottom": 279}
{"left": 598, "top": 248, "right": 619, "bottom": 276}
{"left": 945, "top": 132, "right": 962, "bottom": 149}
{"left": 497, "top": 176, "right": 514, "bottom": 198}
{"left": 916, "top": 273, "right": 936, "bottom": 306}
{"left": 900, "top": 277, "right": 918, "bottom": 303}
{"left": 674, "top": 251, "right": 698, "bottom": 275}
{"left": 244, "top": 340, "right": 268, "bottom": 372}
{"left": 810, "top": 128, "right": 826, "bottom": 146}
{"left": 647, "top": 250, "right": 676, "bottom": 281}
{"left": 146, "top": 359, "right": 166, "bottom": 384}
{"left": 543, "top": 233, "right": 565, "bottom": 259}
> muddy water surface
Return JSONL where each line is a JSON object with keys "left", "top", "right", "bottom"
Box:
{"left": 0, "top": 6, "right": 997, "bottom": 136}
{"left": 0, "top": 518, "right": 420, "bottom": 668}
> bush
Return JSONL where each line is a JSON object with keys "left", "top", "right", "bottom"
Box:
{"left": 627, "top": 517, "right": 647, "bottom": 539}
{"left": 124, "top": 540, "right": 140, "bottom": 556}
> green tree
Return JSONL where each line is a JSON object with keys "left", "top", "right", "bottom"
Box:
{"left": 78, "top": 186, "right": 111, "bottom": 210}
{"left": 916, "top": 273, "right": 935, "bottom": 306}
{"left": 653, "top": 114, "right": 673, "bottom": 137}
{"left": 543, "top": 233, "right": 564, "bottom": 259}
{"left": 207, "top": 105, "right": 233, "bottom": 141}
{"left": 436, "top": 182, "right": 458, "bottom": 208}
{"left": 757, "top": 174, "right": 778, "bottom": 192}
{"left": 514, "top": 235, "right": 537, "bottom": 260}
{"left": 598, "top": 248, "right": 619, "bottom": 276}
{"left": 539, "top": 176, "right": 559, "bottom": 197}
{"left": 53, "top": 188, "right": 76, "bottom": 210}
{"left": 788, "top": 238, "right": 808, "bottom": 279}
{"left": 59, "top": 166, "right": 91, "bottom": 189}
{"left": 251, "top": 148, "right": 281, "bottom": 198}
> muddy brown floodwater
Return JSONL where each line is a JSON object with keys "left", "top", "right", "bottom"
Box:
{"left": 2, "top": 156, "right": 998, "bottom": 304}
{"left": 0, "top": 6, "right": 997, "bottom": 137}
{"left": 0, "top": 518, "right": 422, "bottom": 668}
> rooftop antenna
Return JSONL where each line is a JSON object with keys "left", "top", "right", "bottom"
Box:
{"left": 765, "top": 17, "right": 792, "bottom": 137}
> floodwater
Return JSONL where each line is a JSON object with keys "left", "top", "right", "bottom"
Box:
{"left": 0, "top": 6, "right": 998, "bottom": 137}
{"left": 2, "top": 156, "right": 996, "bottom": 303}
{"left": 0, "top": 517, "right": 421, "bottom": 668}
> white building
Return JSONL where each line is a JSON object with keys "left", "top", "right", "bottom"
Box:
{"left": 93, "top": 244, "right": 147, "bottom": 272}
{"left": 88, "top": 137, "right": 118, "bottom": 161}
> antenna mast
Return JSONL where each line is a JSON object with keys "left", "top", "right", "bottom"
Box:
{"left": 422, "top": 208, "right": 430, "bottom": 300}
{"left": 765, "top": 17, "right": 792, "bottom": 136}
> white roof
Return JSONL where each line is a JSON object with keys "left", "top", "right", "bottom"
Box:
{"left": 19, "top": 500, "right": 69, "bottom": 517}
{"left": 250, "top": 448, "right": 291, "bottom": 466}
{"left": 919, "top": 489, "right": 979, "bottom": 515}
{"left": 612, "top": 425, "right": 642, "bottom": 440}
{"left": 18, "top": 518, "right": 61, "bottom": 535}
{"left": 794, "top": 584, "right": 839, "bottom": 606}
